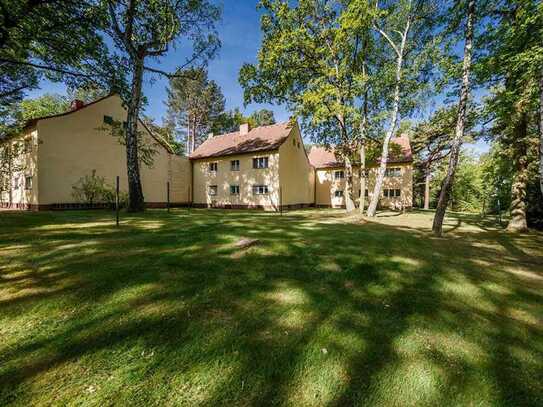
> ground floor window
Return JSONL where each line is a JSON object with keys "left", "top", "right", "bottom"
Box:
{"left": 230, "top": 185, "right": 240, "bottom": 195}
{"left": 25, "top": 176, "right": 33, "bottom": 190}
{"left": 383, "top": 188, "right": 401, "bottom": 198}
{"left": 208, "top": 185, "right": 218, "bottom": 196}
{"left": 334, "top": 190, "right": 344, "bottom": 198}
{"left": 253, "top": 185, "right": 269, "bottom": 195}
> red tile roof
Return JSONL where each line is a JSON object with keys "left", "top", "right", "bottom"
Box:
{"left": 189, "top": 122, "right": 293, "bottom": 160}
{"left": 308, "top": 134, "right": 413, "bottom": 168}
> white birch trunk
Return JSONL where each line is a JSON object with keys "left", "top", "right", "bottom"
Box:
{"left": 432, "top": 0, "right": 475, "bottom": 236}
{"left": 367, "top": 19, "right": 410, "bottom": 217}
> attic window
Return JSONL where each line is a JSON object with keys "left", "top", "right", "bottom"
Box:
{"left": 103, "top": 115, "right": 113, "bottom": 125}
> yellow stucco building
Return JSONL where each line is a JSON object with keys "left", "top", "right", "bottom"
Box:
{"left": 0, "top": 95, "right": 191, "bottom": 210}
{"left": 308, "top": 135, "right": 413, "bottom": 209}
{"left": 0, "top": 95, "right": 413, "bottom": 211}
{"left": 189, "top": 121, "right": 315, "bottom": 210}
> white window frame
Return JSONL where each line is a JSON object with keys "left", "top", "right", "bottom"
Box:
{"left": 334, "top": 190, "right": 344, "bottom": 198}
{"left": 209, "top": 162, "right": 218, "bottom": 172}
{"left": 252, "top": 185, "right": 269, "bottom": 195}
{"left": 24, "top": 175, "right": 33, "bottom": 190}
{"left": 385, "top": 167, "right": 401, "bottom": 177}
{"left": 334, "top": 170, "right": 345, "bottom": 180}
{"left": 208, "top": 185, "right": 218, "bottom": 196}
{"left": 230, "top": 160, "right": 240, "bottom": 171}
{"left": 253, "top": 156, "right": 269, "bottom": 169}
{"left": 230, "top": 185, "right": 240, "bottom": 195}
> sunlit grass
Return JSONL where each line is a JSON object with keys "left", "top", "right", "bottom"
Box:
{"left": 0, "top": 208, "right": 542, "bottom": 406}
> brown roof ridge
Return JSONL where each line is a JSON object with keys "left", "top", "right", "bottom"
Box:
{"left": 190, "top": 121, "right": 293, "bottom": 160}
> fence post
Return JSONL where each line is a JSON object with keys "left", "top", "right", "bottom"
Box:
{"left": 167, "top": 181, "right": 170, "bottom": 213}
{"left": 279, "top": 185, "right": 283, "bottom": 216}
{"left": 115, "top": 175, "right": 120, "bottom": 227}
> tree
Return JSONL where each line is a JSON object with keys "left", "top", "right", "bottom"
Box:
{"left": 476, "top": 0, "right": 543, "bottom": 232}
{"left": 411, "top": 105, "right": 477, "bottom": 209}
{"left": 432, "top": 0, "right": 475, "bottom": 236}
{"left": 0, "top": 0, "right": 121, "bottom": 105}
{"left": 106, "top": 0, "right": 220, "bottom": 211}
{"left": 241, "top": 0, "right": 377, "bottom": 212}
{"left": 166, "top": 67, "right": 225, "bottom": 155}
{"left": 248, "top": 109, "right": 275, "bottom": 127}
{"left": 0, "top": 93, "right": 69, "bottom": 138}
{"left": 366, "top": 0, "right": 440, "bottom": 217}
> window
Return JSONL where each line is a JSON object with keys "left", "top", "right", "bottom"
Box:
{"left": 292, "top": 138, "right": 296, "bottom": 146}
{"left": 25, "top": 176, "right": 33, "bottom": 190}
{"left": 334, "top": 170, "right": 345, "bottom": 180}
{"left": 385, "top": 167, "right": 401, "bottom": 177}
{"left": 209, "top": 162, "right": 218, "bottom": 172}
{"left": 297, "top": 141, "right": 301, "bottom": 148}
{"left": 103, "top": 115, "right": 113, "bottom": 125}
{"left": 365, "top": 189, "right": 369, "bottom": 197}
{"left": 208, "top": 185, "right": 217, "bottom": 196}
{"left": 24, "top": 139, "right": 32, "bottom": 153}
{"left": 230, "top": 185, "right": 240, "bottom": 195}
{"left": 230, "top": 160, "right": 240, "bottom": 171}
{"left": 252, "top": 185, "right": 269, "bottom": 195}
{"left": 13, "top": 176, "right": 20, "bottom": 190}
{"left": 253, "top": 156, "right": 269, "bottom": 169}
{"left": 334, "top": 190, "right": 344, "bottom": 198}
{"left": 383, "top": 188, "right": 401, "bottom": 198}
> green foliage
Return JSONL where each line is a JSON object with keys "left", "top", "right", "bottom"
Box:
{"left": 0, "top": 0, "right": 123, "bottom": 106}
{"left": 0, "top": 93, "right": 69, "bottom": 138}
{"left": 248, "top": 109, "right": 276, "bottom": 128}
{"left": 431, "top": 149, "right": 484, "bottom": 213}
{"left": 166, "top": 67, "right": 225, "bottom": 151}
{"left": 71, "top": 171, "right": 128, "bottom": 207}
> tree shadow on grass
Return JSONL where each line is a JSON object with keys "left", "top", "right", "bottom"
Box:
{"left": 0, "top": 209, "right": 542, "bottom": 405}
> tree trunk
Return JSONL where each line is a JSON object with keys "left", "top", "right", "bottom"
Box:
{"left": 424, "top": 168, "right": 430, "bottom": 210}
{"left": 125, "top": 56, "right": 146, "bottom": 212}
{"left": 507, "top": 114, "right": 529, "bottom": 232}
{"left": 367, "top": 18, "right": 410, "bottom": 217}
{"left": 432, "top": 0, "right": 475, "bottom": 236}
{"left": 359, "top": 141, "right": 366, "bottom": 213}
{"left": 344, "top": 155, "right": 356, "bottom": 212}
{"left": 539, "top": 68, "right": 543, "bottom": 199}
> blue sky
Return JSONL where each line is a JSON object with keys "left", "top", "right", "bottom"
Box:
{"left": 30, "top": 0, "right": 488, "bottom": 153}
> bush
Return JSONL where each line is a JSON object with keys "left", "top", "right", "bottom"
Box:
{"left": 72, "top": 171, "right": 128, "bottom": 208}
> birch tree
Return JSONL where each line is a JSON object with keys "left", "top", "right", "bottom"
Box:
{"left": 366, "top": 0, "right": 438, "bottom": 217}
{"left": 106, "top": 0, "right": 220, "bottom": 212}
{"left": 432, "top": 0, "right": 475, "bottom": 236}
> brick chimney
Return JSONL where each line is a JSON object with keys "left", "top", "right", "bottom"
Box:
{"left": 70, "top": 99, "right": 85, "bottom": 111}
{"left": 239, "top": 123, "right": 250, "bottom": 135}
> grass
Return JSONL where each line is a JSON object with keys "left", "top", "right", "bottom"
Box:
{"left": 0, "top": 208, "right": 542, "bottom": 406}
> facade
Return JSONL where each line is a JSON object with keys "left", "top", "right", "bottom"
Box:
{"left": 0, "top": 95, "right": 191, "bottom": 210}
{"left": 0, "top": 93, "right": 413, "bottom": 212}
{"left": 190, "top": 122, "right": 315, "bottom": 210}
{"left": 309, "top": 135, "right": 413, "bottom": 209}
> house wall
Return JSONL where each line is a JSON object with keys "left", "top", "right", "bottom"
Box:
{"left": 315, "top": 162, "right": 413, "bottom": 209}
{"left": 191, "top": 151, "right": 280, "bottom": 210}
{"left": 278, "top": 125, "right": 315, "bottom": 206}
{"left": 0, "top": 128, "right": 39, "bottom": 209}
{"left": 35, "top": 95, "right": 190, "bottom": 207}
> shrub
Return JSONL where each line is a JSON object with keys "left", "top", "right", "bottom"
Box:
{"left": 72, "top": 171, "right": 128, "bottom": 208}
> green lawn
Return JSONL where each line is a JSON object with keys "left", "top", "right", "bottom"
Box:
{"left": 0, "top": 208, "right": 542, "bottom": 406}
